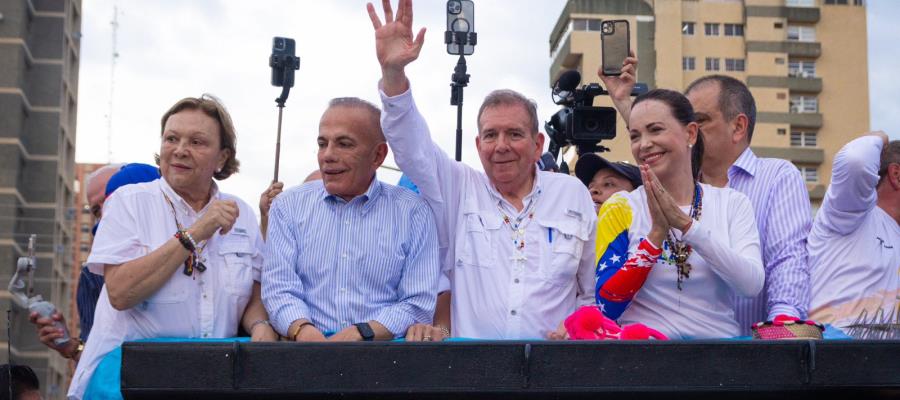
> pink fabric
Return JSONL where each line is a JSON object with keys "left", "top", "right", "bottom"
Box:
{"left": 564, "top": 306, "right": 668, "bottom": 340}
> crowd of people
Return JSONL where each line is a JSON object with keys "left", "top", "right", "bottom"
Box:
{"left": 17, "top": 1, "right": 897, "bottom": 398}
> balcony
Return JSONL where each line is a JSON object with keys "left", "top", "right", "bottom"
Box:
{"left": 751, "top": 145, "right": 824, "bottom": 164}
{"left": 746, "top": 6, "right": 820, "bottom": 23}
{"left": 746, "top": 41, "right": 821, "bottom": 58}
{"left": 549, "top": 34, "right": 582, "bottom": 84}
{"left": 757, "top": 111, "right": 823, "bottom": 129}
{"left": 746, "top": 76, "right": 822, "bottom": 93}
{"left": 786, "top": 6, "right": 821, "bottom": 23}
{"left": 787, "top": 76, "right": 823, "bottom": 92}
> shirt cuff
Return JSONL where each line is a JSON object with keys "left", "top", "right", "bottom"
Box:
{"left": 378, "top": 80, "right": 413, "bottom": 103}
{"left": 767, "top": 305, "right": 802, "bottom": 321}
{"left": 374, "top": 307, "right": 416, "bottom": 338}
{"left": 272, "top": 303, "right": 311, "bottom": 337}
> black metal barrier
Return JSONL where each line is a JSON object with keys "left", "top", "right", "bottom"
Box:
{"left": 121, "top": 340, "right": 900, "bottom": 399}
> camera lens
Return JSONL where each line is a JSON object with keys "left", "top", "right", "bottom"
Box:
{"left": 448, "top": 1, "right": 462, "bottom": 14}
{"left": 602, "top": 22, "right": 614, "bottom": 34}
{"left": 275, "top": 38, "right": 285, "bottom": 50}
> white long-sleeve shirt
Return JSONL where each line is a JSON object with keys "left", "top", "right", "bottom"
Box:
{"left": 596, "top": 186, "right": 764, "bottom": 339}
{"left": 809, "top": 136, "right": 900, "bottom": 337}
{"left": 380, "top": 86, "right": 597, "bottom": 339}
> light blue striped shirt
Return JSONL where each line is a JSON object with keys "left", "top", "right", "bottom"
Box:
{"left": 729, "top": 148, "right": 812, "bottom": 334}
{"left": 261, "top": 178, "right": 440, "bottom": 337}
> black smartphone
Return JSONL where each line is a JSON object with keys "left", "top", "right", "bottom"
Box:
{"left": 270, "top": 36, "right": 298, "bottom": 87}
{"left": 446, "top": 0, "right": 474, "bottom": 55}
{"left": 601, "top": 20, "right": 630, "bottom": 76}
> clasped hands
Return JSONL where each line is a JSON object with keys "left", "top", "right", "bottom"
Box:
{"left": 641, "top": 165, "right": 694, "bottom": 248}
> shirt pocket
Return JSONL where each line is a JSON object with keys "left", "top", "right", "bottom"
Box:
{"left": 145, "top": 275, "right": 188, "bottom": 304}
{"left": 218, "top": 235, "right": 255, "bottom": 299}
{"left": 537, "top": 215, "right": 589, "bottom": 287}
{"left": 457, "top": 213, "right": 497, "bottom": 268}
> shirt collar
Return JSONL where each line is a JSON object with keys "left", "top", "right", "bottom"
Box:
{"left": 729, "top": 147, "right": 759, "bottom": 178}
{"left": 487, "top": 166, "right": 543, "bottom": 210}
{"left": 159, "top": 177, "right": 221, "bottom": 216}
{"left": 322, "top": 175, "right": 383, "bottom": 214}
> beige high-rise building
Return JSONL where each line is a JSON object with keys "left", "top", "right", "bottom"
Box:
{"left": 1, "top": 0, "right": 82, "bottom": 398}
{"left": 549, "top": 0, "right": 869, "bottom": 208}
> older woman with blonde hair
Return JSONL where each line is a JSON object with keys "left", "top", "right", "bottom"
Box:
{"left": 68, "top": 95, "right": 277, "bottom": 399}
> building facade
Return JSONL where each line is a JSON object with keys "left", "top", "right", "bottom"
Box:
{"left": 0, "top": 0, "right": 82, "bottom": 398}
{"left": 549, "top": 0, "right": 869, "bottom": 207}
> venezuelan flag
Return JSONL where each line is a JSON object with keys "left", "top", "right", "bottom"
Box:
{"left": 594, "top": 194, "right": 657, "bottom": 319}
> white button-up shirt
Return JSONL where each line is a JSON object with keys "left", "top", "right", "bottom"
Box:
{"left": 380, "top": 86, "right": 597, "bottom": 339}
{"left": 68, "top": 178, "right": 263, "bottom": 399}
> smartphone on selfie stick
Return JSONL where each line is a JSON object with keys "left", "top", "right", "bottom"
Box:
{"left": 445, "top": 0, "right": 476, "bottom": 161}
{"left": 269, "top": 36, "right": 300, "bottom": 182}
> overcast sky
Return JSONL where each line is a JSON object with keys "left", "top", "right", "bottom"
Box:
{"left": 74, "top": 0, "right": 900, "bottom": 213}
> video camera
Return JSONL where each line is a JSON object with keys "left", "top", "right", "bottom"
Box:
{"left": 544, "top": 70, "right": 647, "bottom": 161}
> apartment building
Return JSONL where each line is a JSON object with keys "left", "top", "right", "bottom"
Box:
{"left": 549, "top": 0, "right": 869, "bottom": 208}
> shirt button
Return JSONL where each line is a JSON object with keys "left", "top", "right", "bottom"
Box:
{"left": 202, "top": 333, "right": 208, "bottom": 338}
{"left": 343, "top": 321, "right": 349, "bottom": 326}
{"left": 345, "top": 220, "right": 350, "bottom": 225}
{"left": 342, "top": 253, "right": 348, "bottom": 259}
{"left": 510, "top": 310, "right": 517, "bottom": 316}
{"left": 514, "top": 278, "right": 520, "bottom": 284}
{"left": 340, "top": 288, "right": 347, "bottom": 293}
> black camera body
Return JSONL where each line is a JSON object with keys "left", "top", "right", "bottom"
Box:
{"left": 545, "top": 79, "right": 618, "bottom": 157}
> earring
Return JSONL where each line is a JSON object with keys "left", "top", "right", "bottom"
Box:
{"left": 216, "top": 167, "right": 222, "bottom": 173}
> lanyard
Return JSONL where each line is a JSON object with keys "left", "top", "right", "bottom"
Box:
{"left": 162, "top": 190, "right": 208, "bottom": 276}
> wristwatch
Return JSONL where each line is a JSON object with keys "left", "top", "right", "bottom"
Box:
{"left": 354, "top": 322, "right": 375, "bottom": 341}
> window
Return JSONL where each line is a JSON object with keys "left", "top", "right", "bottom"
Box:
{"left": 572, "top": 19, "right": 603, "bottom": 32}
{"left": 854, "top": 0, "right": 865, "bottom": 5}
{"left": 682, "top": 22, "right": 695, "bottom": 35}
{"left": 80, "top": 244, "right": 90, "bottom": 252}
{"left": 80, "top": 223, "right": 91, "bottom": 233}
{"left": 777, "top": 128, "right": 787, "bottom": 135}
{"left": 790, "top": 95, "right": 818, "bottom": 113}
{"left": 824, "top": 0, "right": 849, "bottom": 4}
{"left": 791, "top": 131, "right": 818, "bottom": 147}
{"left": 725, "top": 58, "right": 745, "bottom": 72}
{"left": 787, "top": 25, "right": 816, "bottom": 42}
{"left": 774, "top": 22, "right": 784, "bottom": 29}
{"left": 777, "top": 92, "right": 787, "bottom": 100}
{"left": 724, "top": 24, "right": 744, "bottom": 36}
{"left": 787, "top": 0, "right": 815, "bottom": 6}
{"left": 705, "top": 23, "right": 720, "bottom": 36}
{"left": 775, "top": 57, "right": 785, "bottom": 65}
{"left": 798, "top": 167, "right": 819, "bottom": 183}
{"left": 705, "top": 57, "right": 720, "bottom": 71}
{"left": 789, "top": 60, "right": 817, "bottom": 77}
{"left": 683, "top": 57, "right": 696, "bottom": 71}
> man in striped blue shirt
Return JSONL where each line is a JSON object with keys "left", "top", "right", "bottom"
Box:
{"left": 262, "top": 97, "right": 440, "bottom": 342}
{"left": 604, "top": 67, "right": 812, "bottom": 335}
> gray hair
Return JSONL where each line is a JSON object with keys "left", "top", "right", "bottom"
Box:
{"left": 685, "top": 75, "right": 757, "bottom": 142}
{"left": 325, "top": 97, "right": 384, "bottom": 142}
{"left": 85, "top": 164, "right": 123, "bottom": 194}
{"left": 477, "top": 89, "right": 540, "bottom": 136}
{"left": 879, "top": 140, "right": 900, "bottom": 186}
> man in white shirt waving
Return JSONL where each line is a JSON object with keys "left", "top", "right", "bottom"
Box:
{"left": 809, "top": 132, "right": 900, "bottom": 338}
{"left": 367, "top": 0, "right": 596, "bottom": 340}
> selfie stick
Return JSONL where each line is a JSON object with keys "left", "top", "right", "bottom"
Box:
{"left": 446, "top": 31, "right": 476, "bottom": 162}
{"left": 271, "top": 54, "right": 300, "bottom": 182}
